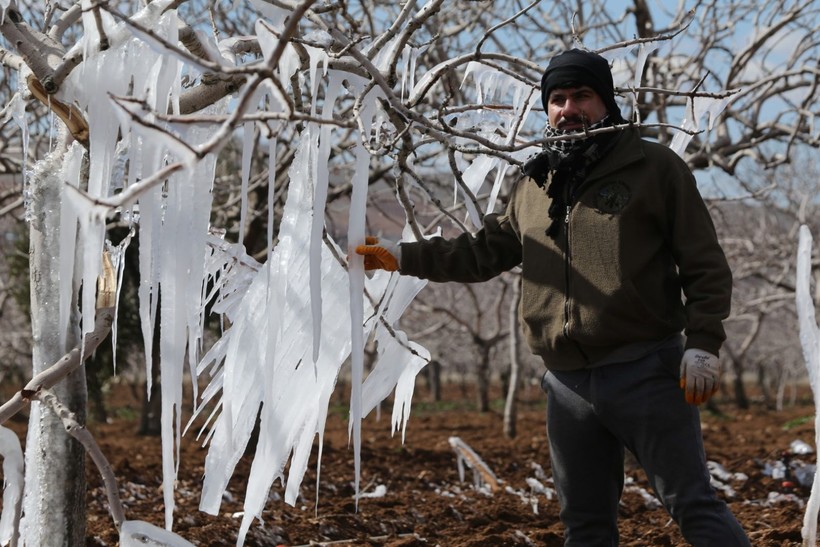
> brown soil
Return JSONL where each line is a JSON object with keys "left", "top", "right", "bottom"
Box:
{"left": 14, "top": 384, "right": 818, "bottom": 546}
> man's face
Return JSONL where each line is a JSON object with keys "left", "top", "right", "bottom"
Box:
{"left": 547, "top": 85, "right": 607, "bottom": 131}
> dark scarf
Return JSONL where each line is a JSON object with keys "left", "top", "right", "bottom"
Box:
{"left": 522, "top": 117, "right": 619, "bottom": 238}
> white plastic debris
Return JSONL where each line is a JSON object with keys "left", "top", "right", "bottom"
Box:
{"left": 791, "top": 439, "right": 815, "bottom": 455}
{"left": 623, "top": 476, "right": 662, "bottom": 509}
{"left": 357, "top": 484, "right": 388, "bottom": 499}
{"left": 708, "top": 461, "right": 749, "bottom": 483}
{"left": 119, "top": 520, "right": 196, "bottom": 546}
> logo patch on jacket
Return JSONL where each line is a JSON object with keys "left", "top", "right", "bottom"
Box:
{"left": 595, "top": 181, "right": 630, "bottom": 214}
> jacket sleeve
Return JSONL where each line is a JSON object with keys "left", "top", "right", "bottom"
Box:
{"left": 667, "top": 156, "right": 732, "bottom": 356}
{"left": 399, "top": 204, "right": 522, "bottom": 284}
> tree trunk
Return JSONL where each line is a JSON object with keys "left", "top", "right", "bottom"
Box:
{"left": 503, "top": 276, "right": 521, "bottom": 439}
{"left": 426, "top": 359, "right": 441, "bottom": 402}
{"left": 476, "top": 346, "right": 490, "bottom": 412}
{"left": 22, "top": 148, "right": 86, "bottom": 545}
{"left": 731, "top": 357, "right": 749, "bottom": 410}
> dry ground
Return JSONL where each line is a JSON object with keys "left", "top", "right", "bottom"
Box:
{"left": 4, "top": 382, "right": 816, "bottom": 546}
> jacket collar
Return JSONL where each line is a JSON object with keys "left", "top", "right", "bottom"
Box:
{"left": 586, "top": 127, "right": 644, "bottom": 182}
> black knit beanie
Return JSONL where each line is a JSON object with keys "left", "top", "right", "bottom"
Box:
{"left": 540, "top": 49, "right": 625, "bottom": 123}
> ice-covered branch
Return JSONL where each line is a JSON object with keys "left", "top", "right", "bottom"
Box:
{"left": 0, "top": 7, "right": 65, "bottom": 93}
{"left": 0, "top": 252, "right": 116, "bottom": 426}
{"left": 407, "top": 52, "right": 542, "bottom": 107}
{"left": 449, "top": 436, "right": 501, "bottom": 493}
{"left": 384, "top": 0, "right": 446, "bottom": 86}
{"left": 64, "top": 162, "right": 186, "bottom": 211}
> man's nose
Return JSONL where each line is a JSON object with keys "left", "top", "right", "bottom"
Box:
{"left": 562, "top": 98, "right": 580, "bottom": 116}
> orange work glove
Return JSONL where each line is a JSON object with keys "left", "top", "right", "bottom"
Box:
{"left": 354, "top": 236, "right": 400, "bottom": 272}
{"left": 679, "top": 349, "right": 720, "bottom": 405}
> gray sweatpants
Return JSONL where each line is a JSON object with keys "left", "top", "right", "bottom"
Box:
{"left": 541, "top": 344, "right": 751, "bottom": 547}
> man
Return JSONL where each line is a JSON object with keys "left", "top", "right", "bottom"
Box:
{"left": 356, "top": 49, "right": 750, "bottom": 546}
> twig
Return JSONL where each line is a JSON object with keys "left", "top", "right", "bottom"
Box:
{"left": 91, "top": 4, "right": 110, "bottom": 51}
{"left": 37, "top": 389, "right": 125, "bottom": 530}
{"left": 595, "top": 9, "right": 695, "bottom": 56}
{"left": 475, "top": 0, "right": 542, "bottom": 56}
{"left": 386, "top": 0, "right": 446, "bottom": 86}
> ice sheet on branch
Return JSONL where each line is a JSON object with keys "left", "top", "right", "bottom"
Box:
{"left": 192, "top": 131, "right": 428, "bottom": 546}
{"left": 455, "top": 62, "right": 538, "bottom": 226}
{"left": 670, "top": 94, "right": 731, "bottom": 157}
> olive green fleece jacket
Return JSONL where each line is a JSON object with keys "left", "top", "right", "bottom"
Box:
{"left": 399, "top": 128, "right": 732, "bottom": 371}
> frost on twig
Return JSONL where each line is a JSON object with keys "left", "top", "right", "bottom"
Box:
{"left": 449, "top": 436, "right": 501, "bottom": 493}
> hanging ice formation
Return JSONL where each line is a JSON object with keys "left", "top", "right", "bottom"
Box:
{"left": 20, "top": 0, "right": 218, "bottom": 533}
{"left": 454, "top": 62, "right": 539, "bottom": 227}
{"left": 183, "top": 9, "right": 429, "bottom": 547}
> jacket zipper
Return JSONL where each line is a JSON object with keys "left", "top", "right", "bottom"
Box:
{"left": 562, "top": 204, "right": 572, "bottom": 338}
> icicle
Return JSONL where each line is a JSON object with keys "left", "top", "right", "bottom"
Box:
{"left": 238, "top": 122, "right": 254, "bottom": 244}
{"left": 347, "top": 130, "right": 370, "bottom": 510}
{"left": 19, "top": 404, "right": 42, "bottom": 545}
{"left": 599, "top": 44, "right": 637, "bottom": 89}
{"left": 57, "top": 143, "right": 84, "bottom": 351}
{"left": 310, "top": 72, "right": 344, "bottom": 363}
{"left": 8, "top": 80, "right": 29, "bottom": 220}
{"left": 107, "top": 232, "right": 133, "bottom": 373}
{"left": 360, "top": 274, "right": 430, "bottom": 442}
{"left": 694, "top": 94, "right": 732, "bottom": 131}
{"left": 669, "top": 96, "right": 697, "bottom": 157}
{"left": 305, "top": 45, "right": 330, "bottom": 113}
{"left": 460, "top": 154, "right": 498, "bottom": 226}
{"left": 670, "top": 93, "right": 731, "bottom": 157}
{"left": 633, "top": 42, "right": 660, "bottom": 89}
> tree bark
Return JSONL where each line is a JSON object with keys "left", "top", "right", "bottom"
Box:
{"left": 503, "top": 276, "right": 521, "bottom": 439}
{"left": 22, "top": 147, "right": 86, "bottom": 546}
{"left": 476, "top": 345, "right": 490, "bottom": 412}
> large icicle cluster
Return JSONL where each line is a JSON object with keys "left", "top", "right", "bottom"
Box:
{"left": 8, "top": 0, "right": 432, "bottom": 543}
